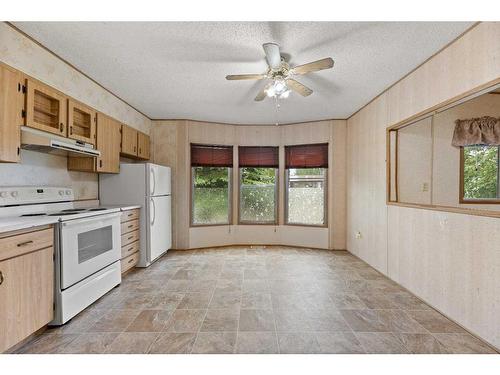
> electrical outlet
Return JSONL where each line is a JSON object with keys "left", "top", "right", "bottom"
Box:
{"left": 355, "top": 231, "right": 362, "bottom": 239}
{"left": 422, "top": 182, "right": 429, "bottom": 192}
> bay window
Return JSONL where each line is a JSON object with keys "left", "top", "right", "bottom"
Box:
{"left": 238, "top": 146, "right": 279, "bottom": 224}
{"left": 191, "top": 144, "right": 233, "bottom": 225}
{"left": 285, "top": 143, "right": 328, "bottom": 226}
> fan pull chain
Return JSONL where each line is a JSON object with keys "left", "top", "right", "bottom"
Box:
{"left": 274, "top": 95, "right": 280, "bottom": 126}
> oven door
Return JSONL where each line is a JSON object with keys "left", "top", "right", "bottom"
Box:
{"left": 60, "top": 212, "right": 121, "bottom": 290}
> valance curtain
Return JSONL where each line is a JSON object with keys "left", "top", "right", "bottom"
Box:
{"left": 191, "top": 144, "right": 233, "bottom": 167}
{"left": 452, "top": 116, "right": 500, "bottom": 147}
{"left": 238, "top": 146, "right": 279, "bottom": 168}
{"left": 285, "top": 143, "right": 329, "bottom": 168}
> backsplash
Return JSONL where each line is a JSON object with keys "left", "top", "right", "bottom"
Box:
{"left": 0, "top": 150, "right": 98, "bottom": 200}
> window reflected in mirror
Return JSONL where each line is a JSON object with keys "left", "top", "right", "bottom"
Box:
{"left": 388, "top": 84, "right": 500, "bottom": 212}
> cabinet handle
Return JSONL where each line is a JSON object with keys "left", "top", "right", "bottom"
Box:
{"left": 0, "top": 271, "right": 3, "bottom": 285}
{"left": 127, "top": 236, "right": 133, "bottom": 240}
{"left": 128, "top": 258, "right": 134, "bottom": 264}
{"left": 60, "top": 123, "right": 63, "bottom": 132}
{"left": 128, "top": 224, "right": 133, "bottom": 228}
{"left": 70, "top": 126, "right": 73, "bottom": 135}
{"left": 17, "top": 240, "right": 33, "bottom": 247}
{"left": 99, "top": 159, "right": 103, "bottom": 168}
{"left": 134, "top": 146, "right": 136, "bottom": 153}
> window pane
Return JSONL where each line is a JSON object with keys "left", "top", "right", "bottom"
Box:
{"left": 192, "top": 167, "right": 230, "bottom": 225}
{"left": 463, "top": 146, "right": 499, "bottom": 200}
{"left": 240, "top": 167, "right": 276, "bottom": 223}
{"left": 287, "top": 168, "right": 326, "bottom": 225}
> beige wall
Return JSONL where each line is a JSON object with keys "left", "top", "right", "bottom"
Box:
{"left": 151, "top": 119, "right": 347, "bottom": 251}
{"left": 0, "top": 23, "right": 152, "bottom": 200}
{"left": 347, "top": 22, "right": 500, "bottom": 349}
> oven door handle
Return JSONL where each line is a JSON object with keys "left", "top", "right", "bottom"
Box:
{"left": 150, "top": 198, "right": 156, "bottom": 226}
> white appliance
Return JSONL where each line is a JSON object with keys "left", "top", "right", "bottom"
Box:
{"left": 100, "top": 163, "right": 172, "bottom": 267}
{"left": 0, "top": 186, "right": 122, "bottom": 325}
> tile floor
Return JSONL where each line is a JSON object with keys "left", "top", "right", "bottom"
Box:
{"left": 16, "top": 246, "right": 497, "bottom": 354}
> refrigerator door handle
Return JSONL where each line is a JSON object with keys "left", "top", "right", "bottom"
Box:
{"left": 150, "top": 197, "right": 156, "bottom": 226}
{"left": 150, "top": 167, "right": 156, "bottom": 196}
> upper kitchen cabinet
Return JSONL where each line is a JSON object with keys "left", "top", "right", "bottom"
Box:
{"left": 137, "top": 131, "right": 151, "bottom": 160}
{"left": 67, "top": 99, "right": 96, "bottom": 145}
{"left": 67, "top": 113, "right": 121, "bottom": 173}
{"left": 120, "top": 124, "right": 138, "bottom": 157}
{"left": 0, "top": 64, "right": 23, "bottom": 163}
{"left": 25, "top": 78, "right": 67, "bottom": 137}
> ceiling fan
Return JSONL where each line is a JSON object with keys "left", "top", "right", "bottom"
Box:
{"left": 226, "top": 43, "right": 334, "bottom": 101}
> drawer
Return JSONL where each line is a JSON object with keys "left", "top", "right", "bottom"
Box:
{"left": 121, "top": 209, "right": 139, "bottom": 223}
{"left": 121, "top": 240, "right": 139, "bottom": 259}
{"left": 0, "top": 227, "right": 53, "bottom": 261}
{"left": 121, "top": 251, "right": 139, "bottom": 273}
{"left": 121, "top": 229, "right": 139, "bottom": 247}
{"left": 121, "top": 219, "right": 139, "bottom": 235}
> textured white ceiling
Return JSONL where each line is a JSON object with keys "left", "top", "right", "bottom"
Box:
{"left": 13, "top": 22, "right": 473, "bottom": 124}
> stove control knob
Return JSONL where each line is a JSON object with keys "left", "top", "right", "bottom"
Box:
{"left": 0, "top": 191, "right": 7, "bottom": 198}
{"left": 59, "top": 190, "right": 64, "bottom": 196}
{"left": 10, "top": 191, "right": 18, "bottom": 198}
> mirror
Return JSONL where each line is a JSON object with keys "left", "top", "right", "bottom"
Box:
{"left": 388, "top": 84, "right": 500, "bottom": 213}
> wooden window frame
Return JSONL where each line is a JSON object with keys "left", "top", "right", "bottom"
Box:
{"left": 284, "top": 167, "right": 328, "bottom": 228}
{"left": 237, "top": 167, "right": 279, "bottom": 225}
{"left": 190, "top": 166, "right": 233, "bottom": 228}
{"left": 459, "top": 145, "right": 500, "bottom": 204}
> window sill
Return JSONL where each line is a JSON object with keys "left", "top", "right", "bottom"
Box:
{"left": 190, "top": 223, "right": 232, "bottom": 228}
{"left": 284, "top": 223, "right": 328, "bottom": 228}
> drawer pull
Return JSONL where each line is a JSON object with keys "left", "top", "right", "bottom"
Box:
{"left": 128, "top": 258, "right": 134, "bottom": 264}
{"left": 127, "top": 236, "right": 133, "bottom": 240}
{"left": 127, "top": 213, "right": 133, "bottom": 217}
{"left": 17, "top": 240, "right": 34, "bottom": 247}
{"left": 0, "top": 271, "right": 3, "bottom": 285}
{"left": 128, "top": 224, "right": 133, "bottom": 228}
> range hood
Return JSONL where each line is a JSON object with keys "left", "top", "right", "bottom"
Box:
{"left": 21, "top": 126, "right": 101, "bottom": 157}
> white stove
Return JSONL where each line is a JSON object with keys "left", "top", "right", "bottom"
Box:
{"left": 0, "top": 186, "right": 122, "bottom": 325}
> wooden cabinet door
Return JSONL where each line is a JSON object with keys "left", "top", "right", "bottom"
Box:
{"left": 0, "top": 246, "right": 54, "bottom": 352}
{"left": 25, "top": 79, "right": 67, "bottom": 136}
{"left": 68, "top": 99, "right": 96, "bottom": 145}
{"left": 0, "top": 64, "right": 22, "bottom": 163}
{"left": 137, "top": 132, "right": 150, "bottom": 160}
{"left": 96, "top": 113, "right": 121, "bottom": 173}
{"left": 121, "top": 124, "right": 138, "bottom": 157}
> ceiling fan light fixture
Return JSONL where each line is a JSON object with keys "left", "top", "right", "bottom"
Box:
{"left": 266, "top": 79, "right": 289, "bottom": 98}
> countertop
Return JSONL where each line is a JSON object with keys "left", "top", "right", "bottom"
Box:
{"left": 0, "top": 216, "right": 60, "bottom": 235}
{"left": 0, "top": 205, "right": 141, "bottom": 234}
{"left": 105, "top": 205, "right": 142, "bottom": 211}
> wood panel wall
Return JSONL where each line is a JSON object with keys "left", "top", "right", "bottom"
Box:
{"left": 347, "top": 22, "right": 500, "bottom": 349}
{"left": 151, "top": 119, "right": 347, "bottom": 250}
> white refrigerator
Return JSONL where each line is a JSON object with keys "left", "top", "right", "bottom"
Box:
{"left": 99, "top": 163, "right": 172, "bottom": 267}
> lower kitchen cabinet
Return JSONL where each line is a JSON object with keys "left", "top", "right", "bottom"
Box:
{"left": 120, "top": 208, "right": 140, "bottom": 273}
{"left": 0, "top": 226, "right": 54, "bottom": 353}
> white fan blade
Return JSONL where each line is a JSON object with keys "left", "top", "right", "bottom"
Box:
{"left": 286, "top": 79, "right": 313, "bottom": 97}
{"left": 254, "top": 87, "right": 268, "bottom": 101}
{"left": 291, "top": 58, "right": 334, "bottom": 75}
{"left": 226, "top": 74, "right": 266, "bottom": 80}
{"left": 263, "top": 43, "right": 281, "bottom": 71}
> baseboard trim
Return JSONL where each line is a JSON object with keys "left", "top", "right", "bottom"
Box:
{"left": 170, "top": 244, "right": 347, "bottom": 252}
